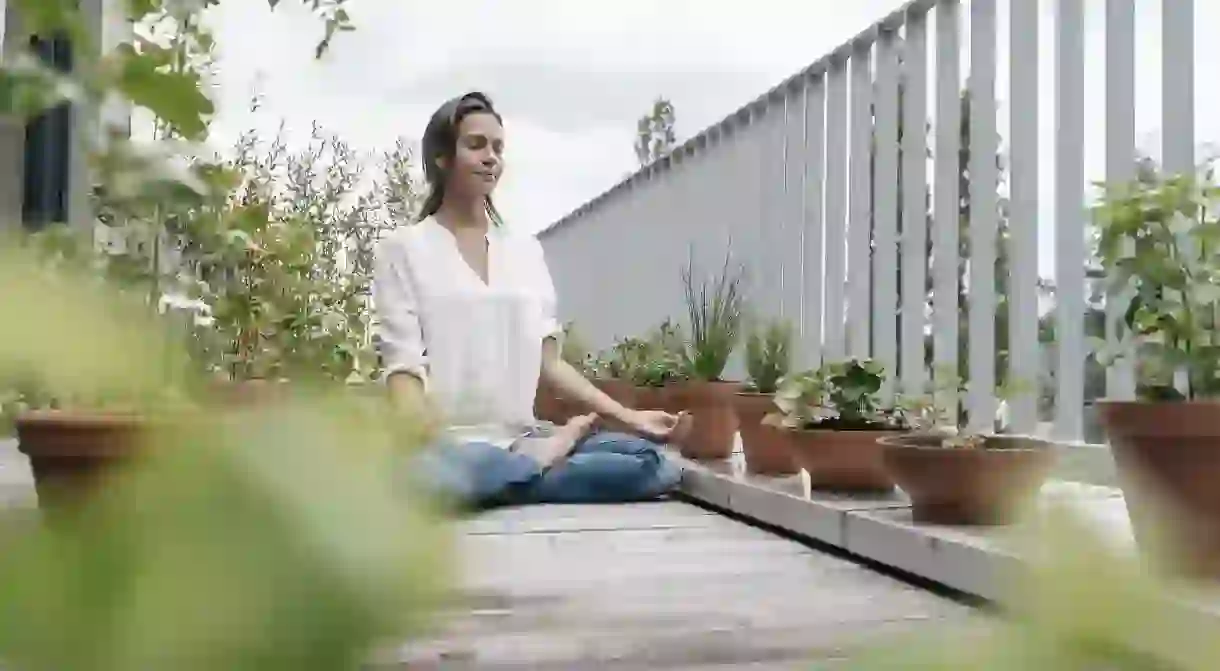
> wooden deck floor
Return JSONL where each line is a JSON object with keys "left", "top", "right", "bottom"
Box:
{"left": 385, "top": 500, "right": 980, "bottom": 669}
{"left": 1, "top": 441, "right": 982, "bottom": 668}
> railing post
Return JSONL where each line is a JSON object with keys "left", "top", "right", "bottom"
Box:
{"left": 966, "top": 0, "right": 998, "bottom": 432}
{"left": 1053, "top": 0, "right": 1086, "bottom": 440}
{"left": 1104, "top": 0, "right": 1136, "bottom": 402}
{"left": 847, "top": 39, "right": 874, "bottom": 361}
{"left": 900, "top": 7, "right": 929, "bottom": 400}
{"left": 802, "top": 73, "right": 827, "bottom": 370}
{"left": 824, "top": 57, "right": 850, "bottom": 362}
{"left": 1008, "top": 0, "right": 1041, "bottom": 432}
{"left": 932, "top": 0, "right": 961, "bottom": 421}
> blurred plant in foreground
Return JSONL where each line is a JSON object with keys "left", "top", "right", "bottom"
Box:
{"left": 0, "top": 236, "right": 454, "bottom": 669}
{"left": 836, "top": 501, "right": 1220, "bottom": 670}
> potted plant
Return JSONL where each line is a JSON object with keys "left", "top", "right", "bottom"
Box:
{"left": 877, "top": 378, "right": 1056, "bottom": 525}
{"left": 578, "top": 334, "right": 639, "bottom": 411}
{"left": 635, "top": 320, "right": 689, "bottom": 413}
{"left": 772, "top": 358, "right": 908, "bottom": 491}
{"left": 12, "top": 121, "right": 400, "bottom": 512}
{"left": 676, "top": 254, "right": 746, "bottom": 461}
{"left": 736, "top": 319, "right": 797, "bottom": 475}
{"left": 1091, "top": 162, "right": 1220, "bottom": 577}
{"left": 598, "top": 336, "right": 649, "bottom": 410}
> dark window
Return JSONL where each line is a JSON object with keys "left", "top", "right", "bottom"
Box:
{"left": 22, "top": 33, "right": 73, "bottom": 231}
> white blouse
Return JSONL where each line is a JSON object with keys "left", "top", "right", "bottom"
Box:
{"left": 372, "top": 217, "right": 563, "bottom": 448}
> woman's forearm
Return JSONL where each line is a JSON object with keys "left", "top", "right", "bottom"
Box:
{"left": 540, "top": 338, "right": 632, "bottom": 422}
{"left": 387, "top": 371, "right": 434, "bottom": 420}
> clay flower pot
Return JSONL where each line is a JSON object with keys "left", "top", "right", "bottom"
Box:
{"left": 1098, "top": 400, "right": 1220, "bottom": 578}
{"left": 15, "top": 409, "right": 147, "bottom": 513}
{"left": 677, "top": 380, "right": 741, "bottom": 461}
{"left": 660, "top": 383, "right": 689, "bottom": 415}
{"left": 786, "top": 427, "right": 901, "bottom": 492}
{"left": 632, "top": 385, "right": 663, "bottom": 411}
{"left": 878, "top": 434, "right": 1056, "bottom": 525}
{"left": 734, "top": 393, "right": 797, "bottom": 475}
{"left": 594, "top": 378, "right": 637, "bottom": 409}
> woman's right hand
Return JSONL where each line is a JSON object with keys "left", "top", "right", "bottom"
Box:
{"left": 386, "top": 372, "right": 442, "bottom": 443}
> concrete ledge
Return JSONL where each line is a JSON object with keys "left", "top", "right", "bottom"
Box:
{"left": 671, "top": 449, "right": 1026, "bottom": 600}
{"left": 667, "top": 446, "right": 1220, "bottom": 620}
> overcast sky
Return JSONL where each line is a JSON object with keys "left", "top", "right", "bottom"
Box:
{"left": 201, "top": 0, "right": 1218, "bottom": 277}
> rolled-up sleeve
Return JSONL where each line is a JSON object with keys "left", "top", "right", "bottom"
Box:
{"left": 530, "top": 236, "right": 563, "bottom": 341}
{"left": 372, "top": 235, "right": 428, "bottom": 386}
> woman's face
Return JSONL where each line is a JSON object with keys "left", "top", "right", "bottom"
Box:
{"left": 443, "top": 111, "right": 504, "bottom": 198}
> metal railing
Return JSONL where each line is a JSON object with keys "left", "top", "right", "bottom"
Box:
{"left": 538, "top": 0, "right": 1199, "bottom": 442}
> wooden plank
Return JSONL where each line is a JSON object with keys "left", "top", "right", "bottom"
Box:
{"left": 394, "top": 498, "right": 978, "bottom": 668}
{"left": 462, "top": 501, "right": 718, "bottom": 535}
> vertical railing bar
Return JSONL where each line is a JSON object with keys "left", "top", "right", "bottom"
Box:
{"left": 1008, "top": 0, "right": 1041, "bottom": 432}
{"left": 1104, "top": 0, "right": 1137, "bottom": 402}
{"left": 848, "top": 39, "right": 875, "bottom": 360}
{"left": 874, "top": 27, "right": 901, "bottom": 402}
{"left": 1162, "top": 0, "right": 1195, "bottom": 395}
{"left": 784, "top": 87, "right": 807, "bottom": 324}
{"left": 824, "top": 57, "right": 851, "bottom": 361}
{"left": 1161, "top": 0, "right": 1195, "bottom": 176}
{"left": 804, "top": 73, "right": 828, "bottom": 369}
{"left": 967, "top": 0, "right": 998, "bottom": 432}
{"left": 1054, "top": 0, "right": 1086, "bottom": 439}
{"left": 901, "top": 7, "right": 930, "bottom": 399}
{"left": 933, "top": 0, "right": 962, "bottom": 421}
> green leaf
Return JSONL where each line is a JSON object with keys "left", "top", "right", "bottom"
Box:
{"left": 109, "top": 45, "right": 214, "bottom": 141}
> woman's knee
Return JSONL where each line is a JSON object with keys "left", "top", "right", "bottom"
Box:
{"left": 577, "top": 431, "right": 666, "bottom": 460}
{"left": 407, "top": 441, "right": 542, "bottom": 509}
{"left": 536, "top": 450, "right": 680, "bottom": 503}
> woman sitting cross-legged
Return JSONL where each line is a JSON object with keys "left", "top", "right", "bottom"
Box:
{"left": 373, "top": 91, "right": 684, "bottom": 510}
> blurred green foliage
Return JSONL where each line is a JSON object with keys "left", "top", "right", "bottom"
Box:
{"left": 1, "top": 1, "right": 457, "bottom": 668}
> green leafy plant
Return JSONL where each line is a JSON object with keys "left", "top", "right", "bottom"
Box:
{"left": 893, "top": 371, "right": 1032, "bottom": 446}
{"left": 0, "top": 3, "right": 461, "bottom": 667}
{"left": 773, "top": 358, "right": 907, "bottom": 431}
{"left": 680, "top": 253, "right": 745, "bottom": 381}
{"left": 743, "top": 319, "right": 793, "bottom": 394}
{"left": 0, "top": 244, "right": 453, "bottom": 668}
{"left": 636, "top": 320, "right": 688, "bottom": 387}
{"left": 605, "top": 336, "right": 649, "bottom": 382}
{"left": 1093, "top": 160, "right": 1220, "bottom": 400}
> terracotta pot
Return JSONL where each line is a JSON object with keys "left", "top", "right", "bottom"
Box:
{"left": 879, "top": 434, "right": 1056, "bottom": 525}
{"left": 734, "top": 393, "right": 797, "bottom": 475}
{"left": 633, "top": 385, "right": 663, "bottom": 411}
{"left": 677, "top": 380, "right": 740, "bottom": 461}
{"left": 594, "top": 378, "right": 636, "bottom": 409}
{"left": 534, "top": 393, "right": 582, "bottom": 424}
{"left": 15, "top": 409, "right": 147, "bottom": 513}
{"left": 661, "top": 383, "right": 689, "bottom": 415}
{"left": 1099, "top": 400, "right": 1220, "bottom": 578}
{"left": 786, "top": 427, "right": 901, "bottom": 492}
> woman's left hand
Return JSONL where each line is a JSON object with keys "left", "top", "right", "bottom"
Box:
{"left": 620, "top": 409, "right": 685, "bottom": 443}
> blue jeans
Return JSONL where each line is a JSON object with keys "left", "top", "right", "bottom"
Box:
{"left": 410, "top": 431, "right": 682, "bottom": 510}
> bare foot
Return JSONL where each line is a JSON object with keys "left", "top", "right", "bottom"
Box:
{"left": 514, "top": 413, "right": 599, "bottom": 469}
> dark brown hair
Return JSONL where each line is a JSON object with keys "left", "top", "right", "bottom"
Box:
{"left": 418, "top": 91, "right": 505, "bottom": 225}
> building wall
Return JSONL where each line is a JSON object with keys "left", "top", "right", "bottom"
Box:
{"left": 0, "top": 0, "right": 130, "bottom": 233}
{"left": 0, "top": 0, "right": 25, "bottom": 230}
